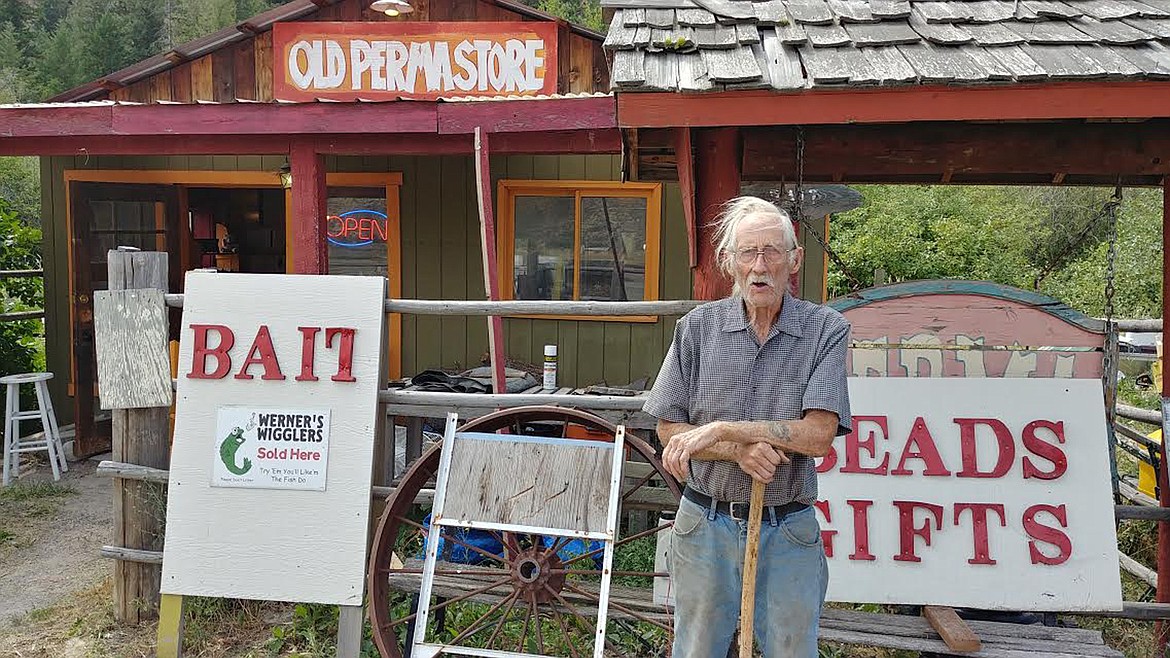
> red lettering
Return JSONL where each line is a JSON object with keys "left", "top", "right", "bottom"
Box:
{"left": 954, "top": 503, "right": 1006, "bottom": 565}
{"left": 1022, "top": 420, "right": 1068, "bottom": 480}
{"left": 296, "top": 327, "right": 321, "bottom": 382}
{"left": 357, "top": 218, "right": 373, "bottom": 241}
{"left": 343, "top": 216, "right": 359, "bottom": 237}
{"left": 893, "top": 500, "right": 944, "bottom": 563}
{"left": 1023, "top": 504, "right": 1072, "bottom": 565}
{"left": 326, "top": 327, "right": 357, "bottom": 382}
{"left": 371, "top": 218, "right": 388, "bottom": 242}
{"left": 326, "top": 215, "right": 343, "bottom": 238}
{"left": 842, "top": 416, "right": 891, "bottom": 475}
{"left": 847, "top": 499, "right": 876, "bottom": 561}
{"left": 955, "top": 418, "right": 1015, "bottom": 478}
{"left": 815, "top": 501, "right": 836, "bottom": 557}
{"left": 890, "top": 417, "right": 951, "bottom": 476}
{"left": 187, "top": 324, "right": 235, "bottom": 379}
{"left": 234, "top": 325, "right": 286, "bottom": 381}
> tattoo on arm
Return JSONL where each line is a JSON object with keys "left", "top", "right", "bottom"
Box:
{"left": 767, "top": 421, "right": 792, "bottom": 443}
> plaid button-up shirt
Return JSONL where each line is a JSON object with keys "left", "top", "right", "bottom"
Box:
{"left": 643, "top": 293, "right": 852, "bottom": 506}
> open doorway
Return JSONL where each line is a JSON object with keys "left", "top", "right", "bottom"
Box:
{"left": 187, "top": 187, "right": 286, "bottom": 274}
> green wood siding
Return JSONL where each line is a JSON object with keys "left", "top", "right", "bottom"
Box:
{"left": 40, "top": 153, "right": 705, "bottom": 421}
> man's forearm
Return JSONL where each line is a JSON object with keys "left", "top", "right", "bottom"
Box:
{"left": 658, "top": 420, "right": 741, "bottom": 462}
{"left": 717, "top": 416, "right": 836, "bottom": 458}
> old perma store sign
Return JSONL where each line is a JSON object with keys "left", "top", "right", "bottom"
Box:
{"left": 273, "top": 21, "right": 558, "bottom": 101}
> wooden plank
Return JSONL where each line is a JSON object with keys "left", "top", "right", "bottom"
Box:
{"left": 870, "top": 0, "right": 912, "bottom": 19}
{"left": 1077, "top": 43, "right": 1145, "bottom": 76}
{"left": 909, "top": 10, "right": 974, "bottom": 44}
{"left": 959, "top": 45, "right": 1015, "bottom": 80}
{"left": 798, "top": 44, "right": 854, "bottom": 82}
{"left": 150, "top": 72, "right": 172, "bottom": 103}
{"left": 1115, "top": 40, "right": 1170, "bottom": 76}
{"left": 1075, "top": 16, "right": 1155, "bottom": 43}
{"left": 623, "top": 8, "right": 646, "bottom": 26}
{"left": 692, "top": 0, "right": 757, "bottom": 19}
{"left": 860, "top": 44, "right": 921, "bottom": 82}
{"left": 760, "top": 30, "right": 808, "bottom": 87}
{"left": 603, "top": 322, "right": 632, "bottom": 385}
{"left": 915, "top": 1, "right": 972, "bottom": 22}
{"left": 107, "top": 250, "right": 170, "bottom": 625}
{"left": 1021, "top": 43, "right": 1109, "bottom": 77}
{"left": 678, "top": 7, "right": 717, "bottom": 25}
{"left": 1006, "top": 19, "right": 1099, "bottom": 43}
{"left": 439, "top": 156, "right": 468, "bottom": 371}
{"left": 805, "top": 22, "right": 854, "bottom": 46}
{"left": 1124, "top": 16, "right": 1170, "bottom": 37}
{"left": 93, "top": 289, "right": 172, "bottom": 409}
{"left": 843, "top": 21, "right": 922, "bottom": 46}
{"left": 613, "top": 50, "right": 647, "bottom": 87}
{"left": 694, "top": 22, "right": 740, "bottom": 48}
{"left": 233, "top": 40, "right": 257, "bottom": 101}
{"left": 785, "top": 0, "right": 835, "bottom": 24}
{"left": 922, "top": 606, "right": 982, "bottom": 653}
{"left": 413, "top": 156, "right": 442, "bottom": 371}
{"left": 897, "top": 41, "right": 989, "bottom": 82}
{"left": 1126, "top": 0, "right": 1170, "bottom": 16}
{"left": 702, "top": 46, "right": 763, "bottom": 81}
{"left": 605, "top": 11, "right": 640, "bottom": 49}
{"left": 211, "top": 47, "right": 235, "bottom": 103}
{"left": 628, "top": 322, "right": 663, "bottom": 386}
{"left": 1022, "top": 0, "right": 1084, "bottom": 18}
{"left": 1079, "top": 0, "right": 1143, "bottom": 18}
{"left": 336, "top": 606, "right": 363, "bottom": 658}
{"left": 963, "top": 21, "right": 1028, "bottom": 45}
{"left": 829, "top": 0, "right": 878, "bottom": 22}
{"left": 645, "top": 7, "right": 676, "bottom": 27}
{"left": 443, "top": 435, "right": 613, "bottom": 533}
{"left": 190, "top": 56, "right": 214, "bottom": 102}
{"left": 557, "top": 321, "right": 579, "bottom": 387}
{"left": 677, "top": 51, "right": 714, "bottom": 90}
{"left": 644, "top": 52, "right": 680, "bottom": 90}
{"left": 576, "top": 322, "right": 606, "bottom": 386}
{"left": 736, "top": 22, "right": 762, "bottom": 44}
{"left": 170, "top": 63, "right": 193, "bottom": 103}
{"left": 155, "top": 594, "right": 186, "bottom": 658}
{"left": 984, "top": 44, "right": 1048, "bottom": 79}
{"left": 255, "top": 32, "right": 274, "bottom": 102}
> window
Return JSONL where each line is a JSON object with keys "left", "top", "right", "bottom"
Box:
{"left": 498, "top": 181, "right": 661, "bottom": 320}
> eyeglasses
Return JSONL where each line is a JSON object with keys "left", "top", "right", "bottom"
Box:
{"left": 733, "top": 246, "right": 791, "bottom": 265}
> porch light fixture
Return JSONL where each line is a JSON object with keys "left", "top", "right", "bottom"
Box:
{"left": 279, "top": 163, "right": 293, "bottom": 190}
{"left": 371, "top": 0, "right": 413, "bottom": 16}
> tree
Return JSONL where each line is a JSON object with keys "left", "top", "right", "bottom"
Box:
{"left": 0, "top": 197, "right": 43, "bottom": 377}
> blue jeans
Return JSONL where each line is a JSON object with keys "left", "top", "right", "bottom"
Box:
{"left": 668, "top": 494, "right": 828, "bottom": 658}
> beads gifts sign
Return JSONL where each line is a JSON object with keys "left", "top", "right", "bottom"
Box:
{"left": 161, "top": 271, "right": 386, "bottom": 605}
{"left": 817, "top": 377, "right": 1122, "bottom": 611}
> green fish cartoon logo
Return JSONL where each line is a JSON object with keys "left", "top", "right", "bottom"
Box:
{"left": 219, "top": 427, "right": 252, "bottom": 475}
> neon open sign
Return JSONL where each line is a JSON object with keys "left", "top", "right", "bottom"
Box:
{"left": 327, "top": 209, "right": 388, "bottom": 248}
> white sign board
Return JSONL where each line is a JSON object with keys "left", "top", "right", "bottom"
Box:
{"left": 212, "top": 407, "right": 332, "bottom": 491}
{"left": 161, "top": 272, "right": 386, "bottom": 606}
{"left": 818, "top": 377, "right": 1122, "bottom": 611}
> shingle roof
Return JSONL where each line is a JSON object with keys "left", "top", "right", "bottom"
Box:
{"left": 600, "top": 0, "right": 1170, "bottom": 89}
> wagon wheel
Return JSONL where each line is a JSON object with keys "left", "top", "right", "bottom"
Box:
{"left": 368, "top": 405, "right": 683, "bottom": 657}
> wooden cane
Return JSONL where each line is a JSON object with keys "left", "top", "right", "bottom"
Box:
{"left": 739, "top": 479, "right": 766, "bottom": 657}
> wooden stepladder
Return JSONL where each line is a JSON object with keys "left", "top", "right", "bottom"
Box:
{"left": 412, "top": 412, "right": 627, "bottom": 658}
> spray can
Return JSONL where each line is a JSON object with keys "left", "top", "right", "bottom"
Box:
{"left": 543, "top": 344, "right": 558, "bottom": 390}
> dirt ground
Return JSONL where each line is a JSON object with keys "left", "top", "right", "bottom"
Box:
{"left": 0, "top": 456, "right": 113, "bottom": 629}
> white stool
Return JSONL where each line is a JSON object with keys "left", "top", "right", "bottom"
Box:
{"left": 2, "top": 372, "right": 67, "bottom": 486}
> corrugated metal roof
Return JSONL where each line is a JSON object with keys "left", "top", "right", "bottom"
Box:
{"left": 602, "top": 0, "right": 1170, "bottom": 89}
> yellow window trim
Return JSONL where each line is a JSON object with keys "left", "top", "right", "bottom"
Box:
{"left": 496, "top": 179, "right": 662, "bottom": 323}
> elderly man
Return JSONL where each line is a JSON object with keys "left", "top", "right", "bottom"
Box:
{"left": 643, "top": 195, "right": 852, "bottom": 657}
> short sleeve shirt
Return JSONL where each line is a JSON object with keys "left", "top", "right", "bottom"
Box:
{"left": 643, "top": 293, "right": 852, "bottom": 506}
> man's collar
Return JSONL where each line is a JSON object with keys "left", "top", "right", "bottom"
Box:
{"left": 722, "top": 293, "right": 805, "bottom": 338}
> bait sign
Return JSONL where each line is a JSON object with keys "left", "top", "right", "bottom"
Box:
{"left": 212, "top": 407, "right": 332, "bottom": 491}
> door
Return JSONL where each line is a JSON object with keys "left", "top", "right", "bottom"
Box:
{"left": 69, "top": 182, "right": 182, "bottom": 457}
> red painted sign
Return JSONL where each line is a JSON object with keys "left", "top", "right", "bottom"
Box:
{"left": 272, "top": 22, "right": 558, "bottom": 101}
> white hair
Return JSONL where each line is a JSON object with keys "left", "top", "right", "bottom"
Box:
{"left": 711, "top": 195, "right": 799, "bottom": 278}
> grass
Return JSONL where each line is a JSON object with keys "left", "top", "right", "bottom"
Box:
{"left": 0, "top": 481, "right": 76, "bottom": 550}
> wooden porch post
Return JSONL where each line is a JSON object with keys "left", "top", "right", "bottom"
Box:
{"left": 693, "top": 127, "right": 741, "bottom": 301}
{"left": 473, "top": 127, "right": 508, "bottom": 395}
{"left": 1157, "top": 176, "right": 1170, "bottom": 652}
{"left": 290, "top": 139, "right": 328, "bottom": 274}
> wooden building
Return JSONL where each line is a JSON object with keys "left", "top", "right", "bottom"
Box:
{"left": 3, "top": 0, "right": 841, "bottom": 457}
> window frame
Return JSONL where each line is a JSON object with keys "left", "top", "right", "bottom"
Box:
{"left": 497, "top": 179, "right": 663, "bottom": 322}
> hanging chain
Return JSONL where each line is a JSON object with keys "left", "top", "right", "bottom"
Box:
{"left": 1101, "top": 183, "right": 1122, "bottom": 500}
{"left": 1101, "top": 184, "right": 1122, "bottom": 403}
{"left": 789, "top": 127, "right": 867, "bottom": 293}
